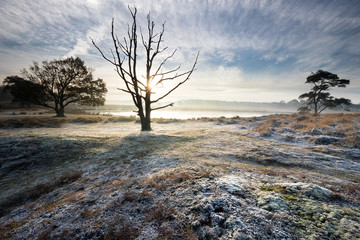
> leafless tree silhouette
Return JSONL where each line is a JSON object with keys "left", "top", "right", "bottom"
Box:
{"left": 92, "top": 6, "right": 199, "bottom": 131}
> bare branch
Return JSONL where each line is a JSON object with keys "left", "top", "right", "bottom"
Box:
{"left": 319, "top": 105, "right": 327, "bottom": 113}
{"left": 149, "top": 22, "right": 166, "bottom": 65}
{"left": 152, "top": 51, "right": 199, "bottom": 103}
{"left": 151, "top": 103, "right": 174, "bottom": 111}
{"left": 159, "top": 64, "right": 181, "bottom": 76}
{"left": 152, "top": 65, "right": 194, "bottom": 88}
{"left": 140, "top": 27, "right": 147, "bottom": 50}
{"left": 150, "top": 49, "right": 177, "bottom": 79}
{"left": 117, "top": 88, "right": 133, "bottom": 94}
{"left": 90, "top": 38, "right": 117, "bottom": 66}
{"left": 110, "top": 49, "right": 131, "bottom": 78}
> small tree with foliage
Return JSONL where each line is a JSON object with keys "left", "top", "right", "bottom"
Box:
{"left": 298, "top": 70, "right": 351, "bottom": 114}
{"left": 4, "top": 57, "right": 107, "bottom": 117}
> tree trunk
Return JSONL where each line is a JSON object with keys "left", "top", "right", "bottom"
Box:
{"left": 314, "top": 102, "right": 318, "bottom": 115}
{"left": 137, "top": 100, "right": 151, "bottom": 131}
{"left": 55, "top": 109, "right": 65, "bottom": 117}
{"left": 141, "top": 94, "right": 152, "bottom": 131}
{"left": 140, "top": 116, "right": 151, "bottom": 131}
{"left": 55, "top": 104, "right": 65, "bottom": 117}
{"left": 313, "top": 95, "right": 319, "bottom": 115}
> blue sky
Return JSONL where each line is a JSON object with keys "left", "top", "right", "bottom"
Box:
{"left": 1, "top": 0, "right": 359, "bottom": 103}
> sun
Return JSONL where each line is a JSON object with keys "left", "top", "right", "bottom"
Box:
{"left": 148, "top": 75, "right": 163, "bottom": 92}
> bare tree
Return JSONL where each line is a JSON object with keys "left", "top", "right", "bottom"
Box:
{"left": 92, "top": 7, "right": 199, "bottom": 131}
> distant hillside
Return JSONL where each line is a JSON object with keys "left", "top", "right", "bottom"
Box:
{"left": 174, "top": 99, "right": 360, "bottom": 112}
{"left": 174, "top": 99, "right": 301, "bottom": 110}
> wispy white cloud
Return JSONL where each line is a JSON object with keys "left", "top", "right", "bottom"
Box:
{"left": 0, "top": 0, "right": 359, "bottom": 102}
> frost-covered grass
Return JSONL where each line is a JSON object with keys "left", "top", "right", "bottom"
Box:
{"left": 0, "top": 113, "right": 359, "bottom": 239}
{"left": 253, "top": 113, "right": 360, "bottom": 148}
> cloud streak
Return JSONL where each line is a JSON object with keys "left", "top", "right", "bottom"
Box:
{"left": 0, "top": 0, "right": 359, "bottom": 103}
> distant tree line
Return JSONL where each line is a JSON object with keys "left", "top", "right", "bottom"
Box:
{"left": 157, "top": 98, "right": 359, "bottom": 112}
{"left": 175, "top": 99, "right": 303, "bottom": 109}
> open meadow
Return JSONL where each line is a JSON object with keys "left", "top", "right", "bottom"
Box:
{"left": 0, "top": 113, "right": 359, "bottom": 239}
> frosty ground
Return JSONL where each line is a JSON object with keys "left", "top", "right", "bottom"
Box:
{"left": 0, "top": 113, "right": 359, "bottom": 239}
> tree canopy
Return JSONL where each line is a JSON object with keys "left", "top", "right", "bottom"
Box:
{"left": 4, "top": 57, "right": 107, "bottom": 117}
{"left": 298, "top": 70, "right": 351, "bottom": 114}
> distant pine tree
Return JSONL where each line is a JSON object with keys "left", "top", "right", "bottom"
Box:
{"left": 298, "top": 70, "right": 351, "bottom": 114}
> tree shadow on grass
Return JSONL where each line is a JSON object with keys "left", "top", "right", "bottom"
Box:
{"left": 94, "top": 133, "right": 198, "bottom": 178}
{"left": 0, "top": 133, "right": 196, "bottom": 217}
{"left": 116, "top": 133, "right": 195, "bottom": 159}
{"left": 0, "top": 135, "right": 103, "bottom": 217}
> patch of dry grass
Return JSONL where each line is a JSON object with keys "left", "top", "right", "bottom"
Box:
{"left": 253, "top": 113, "right": 360, "bottom": 147}
{"left": 145, "top": 202, "right": 176, "bottom": 223}
{"left": 122, "top": 190, "right": 140, "bottom": 203}
{"left": 152, "top": 118, "right": 185, "bottom": 124}
{"left": 0, "top": 171, "right": 82, "bottom": 217}
{"left": 80, "top": 208, "right": 101, "bottom": 220}
{"left": 104, "top": 216, "right": 141, "bottom": 240}
{"left": 255, "top": 121, "right": 275, "bottom": 137}
{"left": 144, "top": 203, "right": 198, "bottom": 240}
{"left": 253, "top": 115, "right": 288, "bottom": 137}
{"left": 0, "top": 114, "right": 109, "bottom": 128}
{"left": 0, "top": 114, "right": 138, "bottom": 128}
{"left": 143, "top": 167, "right": 212, "bottom": 190}
{"left": 0, "top": 117, "right": 66, "bottom": 128}
{"left": 105, "top": 116, "right": 137, "bottom": 123}
{"left": 70, "top": 116, "right": 103, "bottom": 124}
{"left": 257, "top": 166, "right": 360, "bottom": 204}
{"left": 327, "top": 183, "right": 360, "bottom": 204}
{"left": 294, "top": 113, "right": 360, "bottom": 131}
{"left": 0, "top": 219, "right": 27, "bottom": 238}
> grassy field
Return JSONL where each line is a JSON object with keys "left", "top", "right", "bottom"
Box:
{"left": 0, "top": 113, "right": 359, "bottom": 239}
